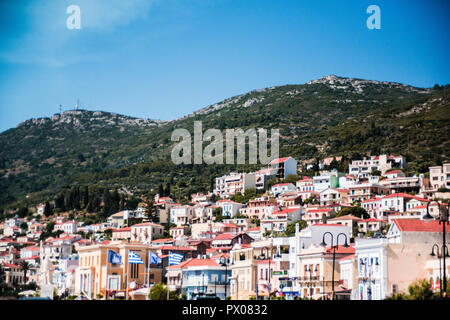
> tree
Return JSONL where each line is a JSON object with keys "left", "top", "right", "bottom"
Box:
{"left": 16, "top": 207, "right": 29, "bottom": 218}
{"left": 283, "top": 174, "right": 299, "bottom": 184}
{"left": 20, "top": 222, "right": 28, "bottom": 232}
{"left": 371, "top": 169, "right": 382, "bottom": 176}
{"left": 408, "top": 279, "right": 434, "bottom": 300}
{"left": 336, "top": 206, "right": 369, "bottom": 219}
{"left": 20, "top": 260, "right": 31, "bottom": 284}
{"left": 149, "top": 283, "right": 168, "bottom": 300}
{"left": 283, "top": 220, "right": 307, "bottom": 237}
{"left": 43, "top": 202, "right": 53, "bottom": 217}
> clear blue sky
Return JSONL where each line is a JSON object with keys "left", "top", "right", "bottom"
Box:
{"left": 0, "top": 0, "right": 449, "bottom": 132}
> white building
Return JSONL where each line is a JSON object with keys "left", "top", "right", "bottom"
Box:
{"left": 270, "top": 183, "right": 296, "bottom": 197}
{"left": 348, "top": 154, "right": 406, "bottom": 178}
{"left": 216, "top": 200, "right": 245, "bottom": 218}
{"left": 214, "top": 172, "right": 256, "bottom": 198}
{"left": 170, "top": 205, "right": 194, "bottom": 227}
{"left": 268, "top": 157, "right": 298, "bottom": 180}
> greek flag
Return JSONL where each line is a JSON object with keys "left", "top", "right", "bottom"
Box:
{"left": 169, "top": 252, "right": 183, "bottom": 266}
{"left": 108, "top": 250, "right": 122, "bottom": 264}
{"left": 149, "top": 251, "right": 162, "bottom": 265}
{"left": 128, "top": 250, "right": 144, "bottom": 264}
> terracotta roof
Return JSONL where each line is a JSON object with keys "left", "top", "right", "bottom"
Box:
{"left": 360, "top": 218, "right": 385, "bottom": 223}
{"left": 270, "top": 157, "right": 291, "bottom": 165}
{"left": 325, "top": 245, "right": 355, "bottom": 254}
{"left": 306, "top": 209, "right": 333, "bottom": 213}
{"left": 312, "top": 223, "right": 346, "bottom": 227}
{"left": 273, "top": 208, "right": 300, "bottom": 215}
{"left": 212, "top": 233, "right": 240, "bottom": 241}
{"left": 328, "top": 215, "right": 362, "bottom": 221}
{"left": 2, "top": 262, "right": 21, "bottom": 269}
{"left": 21, "top": 246, "right": 40, "bottom": 251}
{"left": 151, "top": 238, "right": 174, "bottom": 243}
{"left": 392, "top": 219, "right": 450, "bottom": 233}
{"left": 272, "top": 183, "right": 294, "bottom": 188}
{"left": 338, "top": 253, "right": 355, "bottom": 261}
{"left": 361, "top": 198, "right": 382, "bottom": 203}
{"left": 114, "top": 227, "right": 131, "bottom": 232}
{"left": 246, "top": 227, "right": 260, "bottom": 232}
{"left": 158, "top": 246, "right": 196, "bottom": 251}
{"left": 383, "top": 193, "right": 429, "bottom": 202}
{"left": 174, "top": 258, "right": 220, "bottom": 268}
{"left": 132, "top": 222, "right": 163, "bottom": 228}
{"left": 23, "top": 255, "right": 40, "bottom": 260}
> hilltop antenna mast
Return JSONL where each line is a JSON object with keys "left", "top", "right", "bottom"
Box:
{"left": 59, "top": 104, "right": 62, "bottom": 114}
{"left": 76, "top": 98, "right": 79, "bottom": 111}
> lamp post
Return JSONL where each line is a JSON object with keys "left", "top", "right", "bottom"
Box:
{"left": 220, "top": 257, "right": 229, "bottom": 300}
{"left": 430, "top": 243, "right": 449, "bottom": 297}
{"left": 320, "top": 232, "right": 349, "bottom": 300}
{"left": 423, "top": 200, "right": 449, "bottom": 297}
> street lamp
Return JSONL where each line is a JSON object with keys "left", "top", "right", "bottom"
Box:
{"left": 423, "top": 200, "right": 449, "bottom": 297}
{"left": 430, "top": 243, "right": 449, "bottom": 297}
{"left": 220, "top": 257, "right": 229, "bottom": 300}
{"left": 320, "top": 232, "right": 349, "bottom": 300}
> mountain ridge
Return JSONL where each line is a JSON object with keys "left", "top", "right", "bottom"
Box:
{"left": 1, "top": 75, "right": 448, "bottom": 209}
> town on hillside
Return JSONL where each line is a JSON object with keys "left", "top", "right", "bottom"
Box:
{"left": 1, "top": 155, "right": 449, "bottom": 300}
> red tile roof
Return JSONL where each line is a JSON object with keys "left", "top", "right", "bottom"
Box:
{"left": 2, "top": 262, "right": 21, "bottom": 269}
{"left": 270, "top": 157, "right": 291, "bottom": 164}
{"left": 273, "top": 208, "right": 300, "bottom": 215}
{"left": 392, "top": 219, "right": 450, "bottom": 233}
{"left": 360, "top": 218, "right": 385, "bottom": 223}
{"left": 114, "top": 227, "right": 131, "bottom": 232}
{"left": 338, "top": 253, "right": 356, "bottom": 261}
{"left": 212, "top": 232, "right": 240, "bottom": 240}
{"left": 168, "top": 258, "right": 220, "bottom": 268}
{"left": 328, "top": 215, "right": 362, "bottom": 221}
{"left": 159, "top": 246, "right": 196, "bottom": 251}
{"left": 325, "top": 245, "right": 355, "bottom": 254}
{"left": 132, "top": 222, "right": 164, "bottom": 228}
{"left": 151, "top": 238, "right": 174, "bottom": 243}
{"left": 272, "top": 183, "right": 294, "bottom": 188}
{"left": 306, "top": 209, "right": 333, "bottom": 213}
{"left": 383, "top": 193, "right": 429, "bottom": 202}
{"left": 361, "top": 198, "right": 382, "bottom": 203}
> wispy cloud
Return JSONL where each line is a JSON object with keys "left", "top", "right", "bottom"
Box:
{"left": 0, "top": 0, "right": 160, "bottom": 67}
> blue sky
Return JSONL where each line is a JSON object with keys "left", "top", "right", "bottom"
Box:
{"left": 0, "top": 0, "right": 449, "bottom": 132}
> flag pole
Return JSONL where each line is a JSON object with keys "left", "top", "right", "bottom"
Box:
{"left": 106, "top": 251, "right": 109, "bottom": 300}
{"left": 126, "top": 249, "right": 129, "bottom": 300}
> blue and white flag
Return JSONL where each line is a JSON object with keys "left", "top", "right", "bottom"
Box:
{"left": 128, "top": 250, "right": 145, "bottom": 264}
{"left": 169, "top": 252, "right": 183, "bottom": 266}
{"left": 149, "top": 251, "right": 162, "bottom": 265}
{"left": 107, "top": 250, "right": 122, "bottom": 264}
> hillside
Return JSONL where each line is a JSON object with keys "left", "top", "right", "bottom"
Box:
{"left": 1, "top": 75, "right": 449, "bottom": 209}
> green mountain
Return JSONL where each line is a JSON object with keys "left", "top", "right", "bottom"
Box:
{"left": 1, "top": 75, "right": 449, "bottom": 209}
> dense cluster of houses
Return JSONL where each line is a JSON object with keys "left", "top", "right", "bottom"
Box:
{"left": 1, "top": 155, "right": 449, "bottom": 300}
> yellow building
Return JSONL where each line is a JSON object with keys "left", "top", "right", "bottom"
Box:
{"left": 75, "top": 240, "right": 162, "bottom": 299}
